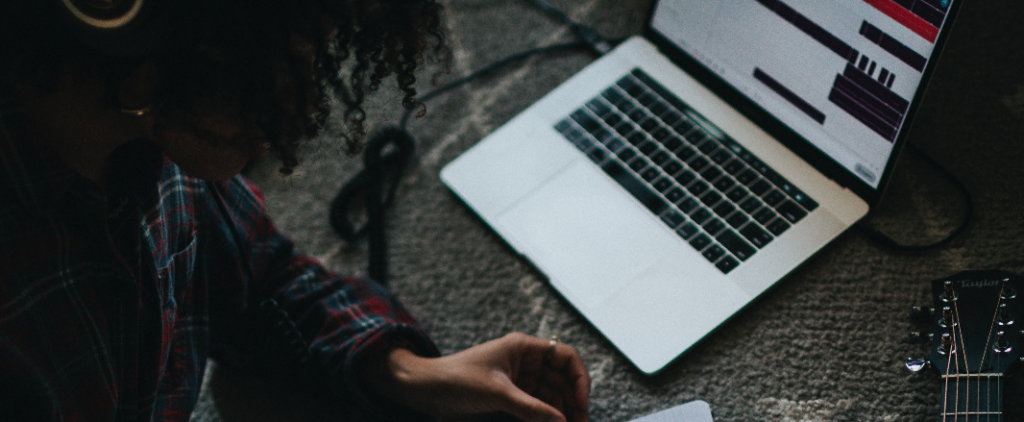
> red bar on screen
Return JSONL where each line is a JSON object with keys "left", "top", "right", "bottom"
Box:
{"left": 862, "top": 0, "right": 939, "bottom": 43}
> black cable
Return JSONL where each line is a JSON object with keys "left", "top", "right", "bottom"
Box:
{"left": 855, "top": 142, "right": 973, "bottom": 252}
{"left": 400, "top": 41, "right": 593, "bottom": 129}
{"left": 332, "top": 1, "right": 618, "bottom": 285}
{"left": 516, "top": 0, "right": 614, "bottom": 55}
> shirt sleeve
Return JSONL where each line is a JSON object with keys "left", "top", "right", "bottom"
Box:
{"left": 196, "top": 175, "right": 440, "bottom": 421}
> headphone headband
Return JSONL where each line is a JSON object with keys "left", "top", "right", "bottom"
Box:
{"left": 61, "top": 0, "right": 145, "bottom": 29}
{"left": 55, "top": 0, "right": 175, "bottom": 58}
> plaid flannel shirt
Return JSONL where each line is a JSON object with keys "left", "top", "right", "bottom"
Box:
{"left": 0, "top": 92, "right": 439, "bottom": 421}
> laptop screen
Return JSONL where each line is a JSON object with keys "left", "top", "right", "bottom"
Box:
{"left": 650, "top": 0, "right": 957, "bottom": 190}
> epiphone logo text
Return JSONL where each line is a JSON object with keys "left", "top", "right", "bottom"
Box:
{"left": 957, "top": 279, "right": 1000, "bottom": 288}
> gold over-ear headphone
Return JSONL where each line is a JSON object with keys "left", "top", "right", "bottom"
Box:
{"left": 55, "top": 0, "right": 178, "bottom": 57}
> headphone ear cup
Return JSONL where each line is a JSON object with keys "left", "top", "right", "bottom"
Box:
{"left": 56, "top": 0, "right": 175, "bottom": 57}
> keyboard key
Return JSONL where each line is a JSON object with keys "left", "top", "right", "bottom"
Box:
{"left": 726, "top": 213, "right": 749, "bottom": 229}
{"left": 736, "top": 169, "right": 758, "bottom": 185}
{"left": 740, "top": 197, "right": 762, "bottom": 214}
{"left": 687, "top": 180, "right": 710, "bottom": 196}
{"left": 627, "top": 132, "right": 646, "bottom": 145}
{"left": 673, "top": 168, "right": 696, "bottom": 184}
{"left": 713, "top": 201, "right": 736, "bottom": 218}
{"left": 690, "top": 207, "right": 712, "bottom": 224}
{"left": 700, "top": 190, "right": 722, "bottom": 207}
{"left": 767, "top": 218, "right": 791, "bottom": 235}
{"left": 640, "top": 118, "right": 659, "bottom": 132}
{"left": 688, "top": 157, "right": 710, "bottom": 172}
{"left": 749, "top": 179, "right": 771, "bottom": 196}
{"left": 637, "top": 92, "right": 657, "bottom": 107}
{"left": 619, "top": 79, "right": 644, "bottom": 96}
{"left": 653, "top": 177, "right": 673, "bottom": 192}
{"left": 641, "top": 167, "right": 660, "bottom": 182}
{"left": 661, "top": 210, "right": 685, "bottom": 228}
{"left": 678, "top": 197, "right": 699, "bottom": 214}
{"left": 700, "top": 166, "right": 722, "bottom": 183}
{"left": 689, "top": 233, "right": 712, "bottom": 251}
{"left": 603, "top": 113, "right": 622, "bottom": 128}
{"left": 555, "top": 119, "right": 572, "bottom": 133}
{"left": 629, "top": 158, "right": 648, "bottom": 172}
{"left": 713, "top": 177, "right": 736, "bottom": 192}
{"left": 605, "top": 138, "right": 625, "bottom": 153}
{"left": 617, "top": 148, "right": 636, "bottom": 162}
{"left": 574, "top": 136, "right": 594, "bottom": 151}
{"left": 662, "top": 160, "right": 683, "bottom": 176}
{"left": 763, "top": 190, "right": 786, "bottom": 207}
{"left": 697, "top": 140, "right": 718, "bottom": 155}
{"left": 665, "top": 187, "right": 685, "bottom": 203}
{"left": 615, "top": 122, "right": 633, "bottom": 136}
{"left": 601, "top": 161, "right": 668, "bottom": 215}
{"left": 663, "top": 137, "right": 683, "bottom": 152}
{"left": 640, "top": 141, "right": 659, "bottom": 156}
{"left": 716, "top": 256, "right": 739, "bottom": 273}
{"left": 601, "top": 87, "right": 624, "bottom": 104}
{"left": 676, "top": 222, "right": 699, "bottom": 240}
{"left": 723, "top": 159, "right": 746, "bottom": 175}
{"left": 593, "top": 129, "right": 614, "bottom": 144}
{"left": 651, "top": 127, "right": 671, "bottom": 141}
{"left": 675, "top": 146, "right": 696, "bottom": 161}
{"left": 703, "top": 218, "right": 726, "bottom": 236}
{"left": 740, "top": 223, "right": 773, "bottom": 248}
{"left": 702, "top": 245, "right": 726, "bottom": 262}
{"left": 649, "top": 100, "right": 668, "bottom": 116}
{"left": 661, "top": 111, "right": 682, "bottom": 125}
{"left": 587, "top": 149, "right": 605, "bottom": 163}
{"left": 792, "top": 191, "right": 819, "bottom": 212}
{"left": 777, "top": 200, "right": 808, "bottom": 223}
{"left": 628, "top": 109, "right": 646, "bottom": 122}
{"left": 616, "top": 100, "right": 636, "bottom": 113}
{"left": 673, "top": 120, "right": 695, "bottom": 136}
{"left": 717, "top": 229, "right": 755, "bottom": 261}
{"left": 726, "top": 186, "right": 749, "bottom": 203}
{"left": 753, "top": 207, "right": 777, "bottom": 225}
{"left": 710, "top": 149, "right": 732, "bottom": 164}
{"left": 684, "top": 131, "right": 705, "bottom": 145}
{"left": 571, "top": 110, "right": 600, "bottom": 132}
{"left": 586, "top": 99, "right": 611, "bottom": 116}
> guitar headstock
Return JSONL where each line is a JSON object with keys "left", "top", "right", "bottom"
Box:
{"left": 928, "top": 270, "right": 1023, "bottom": 376}
{"left": 909, "top": 270, "right": 1024, "bottom": 420}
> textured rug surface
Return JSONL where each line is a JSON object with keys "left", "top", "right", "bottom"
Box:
{"left": 192, "top": 1, "right": 1024, "bottom": 421}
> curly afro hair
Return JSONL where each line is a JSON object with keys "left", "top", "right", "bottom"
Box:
{"left": 0, "top": 0, "right": 447, "bottom": 174}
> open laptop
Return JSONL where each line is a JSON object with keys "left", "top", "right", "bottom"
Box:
{"left": 441, "top": 0, "right": 962, "bottom": 374}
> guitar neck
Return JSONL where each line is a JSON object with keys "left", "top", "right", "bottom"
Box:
{"left": 940, "top": 373, "right": 1003, "bottom": 422}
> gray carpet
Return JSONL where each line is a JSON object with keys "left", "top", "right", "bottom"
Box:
{"left": 191, "top": 0, "right": 1024, "bottom": 421}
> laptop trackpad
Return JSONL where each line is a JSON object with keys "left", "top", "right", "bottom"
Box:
{"left": 497, "top": 159, "right": 678, "bottom": 309}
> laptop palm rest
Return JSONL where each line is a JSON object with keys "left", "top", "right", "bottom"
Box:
{"left": 497, "top": 159, "right": 677, "bottom": 309}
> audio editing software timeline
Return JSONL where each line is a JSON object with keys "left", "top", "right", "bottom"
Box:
{"left": 652, "top": 0, "right": 952, "bottom": 187}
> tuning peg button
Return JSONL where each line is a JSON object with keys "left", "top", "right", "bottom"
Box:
{"left": 908, "top": 331, "right": 931, "bottom": 345}
{"left": 909, "top": 306, "right": 933, "bottom": 322}
{"left": 905, "top": 357, "right": 929, "bottom": 374}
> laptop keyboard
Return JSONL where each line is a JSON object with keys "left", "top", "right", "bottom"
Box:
{"left": 554, "top": 69, "right": 819, "bottom": 274}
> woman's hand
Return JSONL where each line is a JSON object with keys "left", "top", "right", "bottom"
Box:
{"left": 367, "top": 332, "right": 591, "bottom": 422}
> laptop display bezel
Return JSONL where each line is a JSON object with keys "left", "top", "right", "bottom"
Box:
{"left": 641, "top": 0, "right": 965, "bottom": 206}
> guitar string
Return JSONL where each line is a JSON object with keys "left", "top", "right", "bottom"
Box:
{"left": 977, "top": 285, "right": 1004, "bottom": 422}
{"left": 946, "top": 299, "right": 962, "bottom": 419}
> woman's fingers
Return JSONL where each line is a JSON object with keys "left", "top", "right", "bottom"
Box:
{"left": 496, "top": 379, "right": 567, "bottom": 422}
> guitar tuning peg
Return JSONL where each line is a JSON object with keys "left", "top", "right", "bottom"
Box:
{"left": 909, "top": 306, "right": 933, "bottom": 322}
{"left": 1001, "top": 278, "right": 1017, "bottom": 300}
{"left": 908, "top": 331, "right": 931, "bottom": 345}
{"left": 905, "top": 356, "right": 930, "bottom": 374}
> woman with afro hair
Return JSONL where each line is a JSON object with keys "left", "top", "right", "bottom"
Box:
{"left": 0, "top": 1, "right": 590, "bottom": 421}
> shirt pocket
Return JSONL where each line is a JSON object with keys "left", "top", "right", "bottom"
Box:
{"left": 156, "top": 232, "right": 198, "bottom": 310}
